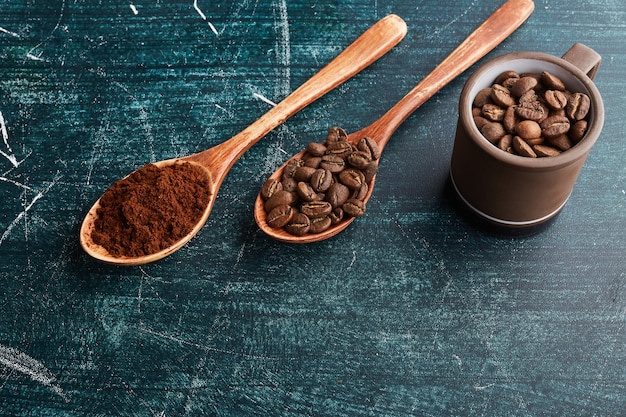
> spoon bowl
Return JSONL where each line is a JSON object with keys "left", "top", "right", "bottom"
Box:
{"left": 255, "top": 0, "right": 535, "bottom": 243}
{"left": 80, "top": 14, "right": 408, "bottom": 265}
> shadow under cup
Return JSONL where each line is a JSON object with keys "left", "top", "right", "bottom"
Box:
{"left": 450, "top": 47, "right": 604, "bottom": 232}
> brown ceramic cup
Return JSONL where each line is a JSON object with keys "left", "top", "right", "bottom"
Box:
{"left": 450, "top": 43, "right": 604, "bottom": 231}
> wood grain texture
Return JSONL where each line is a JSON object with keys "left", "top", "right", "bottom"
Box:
{"left": 1, "top": 0, "right": 625, "bottom": 416}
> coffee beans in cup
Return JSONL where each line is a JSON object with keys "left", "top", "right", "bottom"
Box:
{"left": 472, "top": 70, "right": 591, "bottom": 157}
{"left": 260, "top": 126, "right": 379, "bottom": 236}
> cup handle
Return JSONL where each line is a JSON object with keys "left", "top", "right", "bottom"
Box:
{"left": 561, "top": 43, "right": 601, "bottom": 80}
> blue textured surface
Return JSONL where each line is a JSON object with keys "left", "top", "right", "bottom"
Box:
{"left": 1, "top": 1, "right": 625, "bottom": 416}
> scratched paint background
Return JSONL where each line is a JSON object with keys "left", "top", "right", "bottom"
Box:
{"left": 1, "top": 0, "right": 625, "bottom": 416}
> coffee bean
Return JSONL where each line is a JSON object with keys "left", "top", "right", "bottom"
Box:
{"left": 480, "top": 122, "right": 506, "bottom": 143}
{"left": 515, "top": 120, "right": 542, "bottom": 140}
{"left": 540, "top": 115, "right": 570, "bottom": 138}
{"left": 306, "top": 142, "right": 327, "bottom": 156}
{"left": 301, "top": 201, "right": 333, "bottom": 219}
{"left": 342, "top": 198, "right": 366, "bottom": 217}
{"left": 284, "top": 213, "right": 311, "bottom": 236}
{"left": 347, "top": 151, "right": 372, "bottom": 169}
{"left": 266, "top": 204, "right": 294, "bottom": 228}
{"left": 309, "top": 216, "right": 332, "bottom": 234}
{"left": 325, "top": 182, "right": 350, "bottom": 208}
{"left": 310, "top": 168, "right": 333, "bottom": 192}
{"left": 339, "top": 169, "right": 366, "bottom": 190}
{"left": 570, "top": 120, "right": 588, "bottom": 143}
{"left": 541, "top": 71, "right": 565, "bottom": 91}
{"left": 546, "top": 133, "right": 573, "bottom": 151}
{"left": 326, "top": 126, "right": 348, "bottom": 143}
{"left": 513, "top": 135, "right": 537, "bottom": 158}
{"left": 566, "top": 92, "right": 591, "bottom": 120}
{"left": 491, "top": 84, "right": 516, "bottom": 107}
{"left": 264, "top": 190, "right": 297, "bottom": 212}
{"left": 260, "top": 178, "right": 282, "bottom": 200}
{"left": 533, "top": 144, "right": 561, "bottom": 157}
{"left": 473, "top": 88, "right": 493, "bottom": 108}
{"left": 498, "top": 134, "right": 514, "bottom": 153}
{"left": 293, "top": 166, "right": 316, "bottom": 182}
{"left": 357, "top": 137, "right": 381, "bottom": 160}
{"left": 320, "top": 154, "right": 345, "bottom": 173}
{"left": 544, "top": 90, "right": 568, "bottom": 110}
{"left": 511, "top": 76, "right": 538, "bottom": 97}
{"left": 296, "top": 181, "right": 317, "bottom": 201}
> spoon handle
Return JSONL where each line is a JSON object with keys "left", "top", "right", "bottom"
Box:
{"left": 189, "top": 15, "right": 408, "bottom": 174}
{"left": 362, "top": 0, "right": 535, "bottom": 145}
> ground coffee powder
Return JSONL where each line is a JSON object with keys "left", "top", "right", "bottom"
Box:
{"left": 91, "top": 161, "right": 211, "bottom": 258}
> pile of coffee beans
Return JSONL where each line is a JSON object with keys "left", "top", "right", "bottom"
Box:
{"left": 260, "top": 126, "right": 379, "bottom": 236}
{"left": 472, "top": 70, "right": 591, "bottom": 157}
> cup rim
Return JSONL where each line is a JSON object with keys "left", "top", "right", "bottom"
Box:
{"left": 460, "top": 51, "right": 605, "bottom": 170}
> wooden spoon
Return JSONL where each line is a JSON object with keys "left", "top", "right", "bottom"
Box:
{"left": 254, "top": 0, "right": 535, "bottom": 243}
{"left": 80, "top": 15, "right": 408, "bottom": 265}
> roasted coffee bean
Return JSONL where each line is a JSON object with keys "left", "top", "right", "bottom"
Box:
{"left": 260, "top": 178, "right": 282, "bottom": 200}
{"left": 281, "top": 177, "right": 297, "bottom": 192}
{"left": 306, "top": 142, "right": 327, "bottom": 156}
{"left": 473, "top": 88, "right": 493, "bottom": 108}
{"left": 515, "top": 101, "right": 547, "bottom": 121}
{"left": 363, "top": 162, "right": 378, "bottom": 183}
{"left": 284, "top": 213, "right": 311, "bottom": 236}
{"left": 566, "top": 92, "right": 591, "bottom": 120}
{"left": 309, "top": 216, "right": 332, "bottom": 234}
{"left": 544, "top": 90, "right": 568, "bottom": 110}
{"left": 266, "top": 204, "right": 294, "bottom": 228}
{"left": 533, "top": 144, "right": 561, "bottom": 157}
{"left": 296, "top": 181, "right": 317, "bottom": 202}
{"left": 503, "top": 106, "right": 518, "bottom": 133}
{"left": 310, "top": 168, "right": 333, "bottom": 192}
{"left": 540, "top": 115, "right": 570, "bottom": 138}
{"left": 339, "top": 169, "right": 366, "bottom": 190}
{"left": 570, "top": 120, "right": 588, "bottom": 143}
{"left": 513, "top": 135, "right": 537, "bottom": 158}
{"left": 357, "top": 137, "right": 381, "bottom": 160}
{"left": 511, "top": 76, "right": 538, "bottom": 97}
{"left": 491, "top": 84, "right": 516, "bottom": 107}
{"left": 342, "top": 198, "right": 366, "bottom": 217}
{"left": 352, "top": 183, "right": 369, "bottom": 201}
{"left": 495, "top": 70, "right": 519, "bottom": 85}
{"left": 481, "top": 122, "right": 506, "bottom": 143}
{"left": 328, "top": 207, "right": 344, "bottom": 224}
{"left": 541, "top": 71, "right": 565, "bottom": 91}
{"left": 293, "top": 166, "right": 316, "bottom": 182}
{"left": 265, "top": 190, "right": 297, "bottom": 212}
{"left": 282, "top": 159, "right": 304, "bottom": 179}
{"left": 482, "top": 104, "right": 506, "bottom": 122}
{"left": 320, "top": 154, "right": 345, "bottom": 173}
{"left": 326, "top": 140, "right": 353, "bottom": 159}
{"left": 303, "top": 156, "right": 322, "bottom": 168}
{"left": 498, "top": 134, "right": 514, "bottom": 153}
{"left": 474, "top": 116, "right": 490, "bottom": 130}
{"left": 347, "top": 151, "right": 372, "bottom": 169}
{"left": 515, "top": 120, "right": 542, "bottom": 140}
{"left": 546, "top": 133, "right": 573, "bottom": 151}
{"left": 325, "top": 182, "right": 350, "bottom": 208}
{"left": 326, "top": 126, "right": 348, "bottom": 143}
{"left": 301, "top": 201, "right": 332, "bottom": 219}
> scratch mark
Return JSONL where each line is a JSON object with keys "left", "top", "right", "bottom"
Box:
{"left": 193, "top": 0, "right": 207, "bottom": 20}
{"left": 26, "top": 0, "right": 66, "bottom": 60}
{"left": 0, "top": 344, "right": 69, "bottom": 401}
{"left": 0, "top": 174, "right": 62, "bottom": 246}
{"left": 347, "top": 250, "right": 357, "bottom": 270}
{"left": 0, "top": 27, "right": 20, "bottom": 38}
{"left": 0, "top": 111, "right": 19, "bottom": 168}
{"left": 252, "top": 92, "right": 278, "bottom": 107}
{"left": 130, "top": 4, "right": 139, "bottom": 15}
{"left": 207, "top": 21, "right": 219, "bottom": 36}
{"left": 26, "top": 53, "right": 46, "bottom": 62}
{"left": 139, "top": 325, "right": 289, "bottom": 360}
{"left": 474, "top": 383, "right": 495, "bottom": 391}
